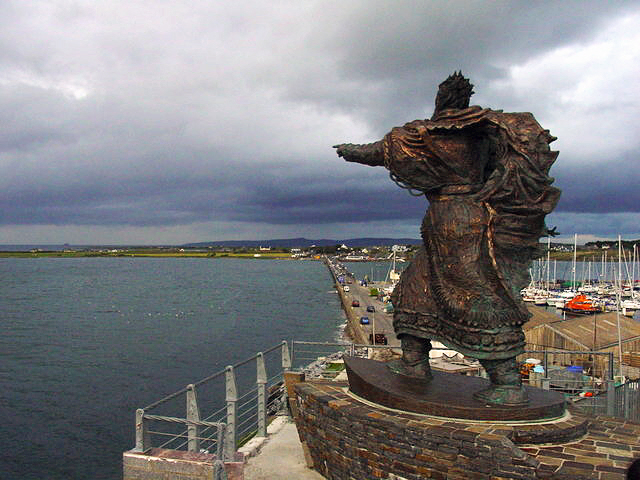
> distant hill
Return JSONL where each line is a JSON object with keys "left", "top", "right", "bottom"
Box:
{"left": 182, "top": 237, "right": 422, "bottom": 248}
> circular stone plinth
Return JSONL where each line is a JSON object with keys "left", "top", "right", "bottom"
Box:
{"left": 344, "top": 356, "right": 566, "bottom": 421}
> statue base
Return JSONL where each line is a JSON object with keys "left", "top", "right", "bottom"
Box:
{"left": 291, "top": 377, "right": 639, "bottom": 480}
{"left": 344, "top": 356, "right": 565, "bottom": 421}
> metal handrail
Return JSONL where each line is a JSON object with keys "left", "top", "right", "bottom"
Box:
{"left": 132, "top": 338, "right": 635, "bottom": 475}
{"left": 133, "top": 340, "right": 291, "bottom": 468}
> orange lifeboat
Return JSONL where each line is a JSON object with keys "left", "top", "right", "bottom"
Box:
{"left": 562, "top": 294, "right": 600, "bottom": 315}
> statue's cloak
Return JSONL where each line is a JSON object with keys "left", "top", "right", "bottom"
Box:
{"left": 388, "top": 106, "right": 560, "bottom": 359}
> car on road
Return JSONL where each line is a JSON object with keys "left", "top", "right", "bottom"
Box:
{"left": 343, "top": 286, "right": 350, "bottom": 292}
{"left": 359, "top": 316, "right": 370, "bottom": 325}
{"left": 369, "top": 333, "right": 388, "bottom": 345}
{"left": 351, "top": 300, "right": 360, "bottom": 307}
{"left": 366, "top": 305, "right": 375, "bottom": 312}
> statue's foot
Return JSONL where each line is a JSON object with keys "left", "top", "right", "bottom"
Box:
{"left": 473, "top": 385, "right": 529, "bottom": 406}
{"left": 387, "top": 358, "right": 433, "bottom": 380}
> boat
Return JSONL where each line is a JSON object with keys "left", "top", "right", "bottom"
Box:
{"left": 534, "top": 295, "right": 549, "bottom": 306}
{"left": 562, "top": 294, "right": 601, "bottom": 315}
{"left": 622, "top": 299, "right": 640, "bottom": 310}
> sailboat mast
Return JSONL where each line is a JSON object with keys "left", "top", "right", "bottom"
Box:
{"left": 572, "top": 234, "right": 577, "bottom": 291}
{"left": 632, "top": 244, "right": 636, "bottom": 293}
{"left": 616, "top": 235, "right": 624, "bottom": 377}
{"left": 547, "top": 236, "right": 551, "bottom": 291}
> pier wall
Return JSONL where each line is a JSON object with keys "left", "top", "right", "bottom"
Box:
{"left": 335, "top": 283, "right": 369, "bottom": 344}
{"left": 324, "top": 258, "right": 369, "bottom": 344}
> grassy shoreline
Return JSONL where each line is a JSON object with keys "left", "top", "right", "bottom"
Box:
{"left": 0, "top": 248, "right": 630, "bottom": 261}
{"left": 0, "top": 250, "right": 295, "bottom": 259}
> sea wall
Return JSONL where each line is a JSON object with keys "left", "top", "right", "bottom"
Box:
{"left": 335, "top": 282, "right": 369, "bottom": 344}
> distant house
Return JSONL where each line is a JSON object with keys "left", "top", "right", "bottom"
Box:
{"left": 259, "top": 246, "right": 271, "bottom": 251}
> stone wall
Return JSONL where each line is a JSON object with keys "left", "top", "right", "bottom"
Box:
{"left": 293, "top": 379, "right": 640, "bottom": 479}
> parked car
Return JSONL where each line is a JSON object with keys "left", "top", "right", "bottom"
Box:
{"left": 351, "top": 300, "right": 360, "bottom": 307}
{"left": 343, "top": 285, "right": 350, "bottom": 292}
{"left": 366, "top": 305, "right": 375, "bottom": 312}
{"left": 369, "top": 333, "right": 388, "bottom": 345}
{"left": 360, "top": 316, "right": 370, "bottom": 325}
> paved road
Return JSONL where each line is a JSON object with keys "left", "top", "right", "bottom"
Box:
{"left": 342, "top": 278, "right": 400, "bottom": 348}
{"left": 325, "top": 256, "right": 400, "bottom": 348}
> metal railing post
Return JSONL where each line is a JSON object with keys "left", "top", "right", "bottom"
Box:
{"left": 225, "top": 366, "right": 238, "bottom": 455}
{"left": 134, "top": 409, "right": 150, "bottom": 452}
{"left": 607, "top": 352, "right": 616, "bottom": 416}
{"left": 186, "top": 384, "right": 201, "bottom": 452}
{"left": 624, "top": 382, "right": 630, "bottom": 420}
{"left": 256, "top": 352, "right": 267, "bottom": 437}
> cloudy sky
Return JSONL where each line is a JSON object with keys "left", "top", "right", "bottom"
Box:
{"left": 1, "top": 1, "right": 639, "bottom": 245}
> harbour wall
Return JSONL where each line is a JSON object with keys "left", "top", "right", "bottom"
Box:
{"left": 324, "top": 257, "right": 369, "bottom": 345}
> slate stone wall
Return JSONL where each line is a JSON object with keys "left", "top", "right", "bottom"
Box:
{"left": 293, "top": 380, "right": 640, "bottom": 480}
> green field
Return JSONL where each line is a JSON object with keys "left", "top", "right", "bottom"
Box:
{"left": 0, "top": 249, "right": 294, "bottom": 259}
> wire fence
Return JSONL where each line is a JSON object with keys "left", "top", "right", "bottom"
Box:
{"left": 130, "top": 338, "right": 639, "bottom": 474}
{"left": 132, "top": 340, "right": 291, "bottom": 470}
{"left": 289, "top": 341, "right": 640, "bottom": 421}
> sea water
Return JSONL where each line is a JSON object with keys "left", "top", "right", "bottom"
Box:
{"left": 0, "top": 257, "right": 344, "bottom": 479}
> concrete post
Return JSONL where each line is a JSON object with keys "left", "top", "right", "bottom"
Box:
{"left": 216, "top": 423, "right": 227, "bottom": 461}
{"left": 225, "top": 366, "right": 238, "bottom": 455}
{"left": 186, "top": 384, "right": 201, "bottom": 452}
{"left": 281, "top": 341, "right": 291, "bottom": 371}
{"left": 256, "top": 352, "right": 267, "bottom": 437}
{"left": 134, "top": 409, "right": 150, "bottom": 452}
{"left": 281, "top": 342, "right": 292, "bottom": 417}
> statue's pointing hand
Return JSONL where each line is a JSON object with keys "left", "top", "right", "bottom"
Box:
{"left": 333, "top": 142, "right": 385, "bottom": 167}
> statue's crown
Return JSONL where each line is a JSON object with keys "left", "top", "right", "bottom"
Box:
{"left": 433, "top": 71, "right": 474, "bottom": 118}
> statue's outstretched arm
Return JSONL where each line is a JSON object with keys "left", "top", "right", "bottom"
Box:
{"left": 333, "top": 140, "right": 385, "bottom": 167}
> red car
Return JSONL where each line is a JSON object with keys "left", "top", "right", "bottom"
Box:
{"left": 352, "top": 300, "right": 360, "bottom": 307}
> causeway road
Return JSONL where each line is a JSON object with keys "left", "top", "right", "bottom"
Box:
{"left": 326, "top": 257, "right": 399, "bottom": 348}
{"left": 342, "top": 279, "right": 400, "bottom": 347}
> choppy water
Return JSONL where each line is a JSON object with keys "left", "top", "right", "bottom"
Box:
{"left": 0, "top": 258, "right": 344, "bottom": 479}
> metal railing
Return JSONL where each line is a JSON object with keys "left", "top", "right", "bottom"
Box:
{"left": 290, "top": 341, "right": 640, "bottom": 420}
{"left": 131, "top": 339, "right": 638, "bottom": 469}
{"left": 132, "top": 340, "right": 291, "bottom": 466}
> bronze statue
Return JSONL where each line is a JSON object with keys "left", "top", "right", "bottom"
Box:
{"left": 335, "top": 72, "right": 560, "bottom": 405}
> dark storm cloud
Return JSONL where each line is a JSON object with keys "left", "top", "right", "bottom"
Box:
{"left": 1, "top": 1, "right": 639, "bottom": 243}
{"left": 553, "top": 154, "right": 640, "bottom": 214}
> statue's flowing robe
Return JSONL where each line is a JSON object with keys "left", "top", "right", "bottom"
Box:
{"left": 386, "top": 106, "right": 560, "bottom": 360}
